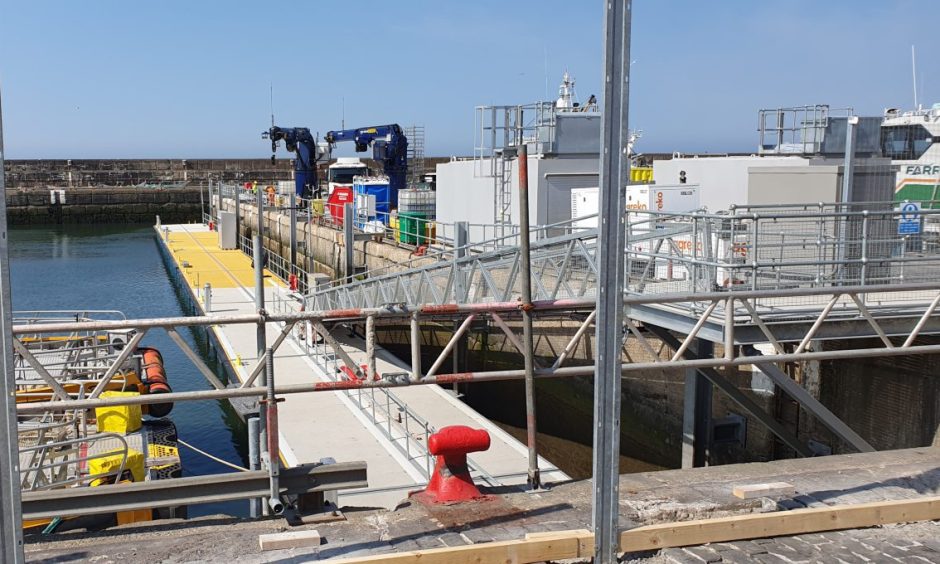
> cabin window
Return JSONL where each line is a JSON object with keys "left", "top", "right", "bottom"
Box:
{"left": 329, "top": 167, "right": 369, "bottom": 184}
{"left": 881, "top": 124, "right": 934, "bottom": 161}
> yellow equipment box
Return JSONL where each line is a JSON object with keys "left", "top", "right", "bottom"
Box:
{"left": 96, "top": 391, "right": 142, "bottom": 434}
{"left": 89, "top": 447, "right": 145, "bottom": 483}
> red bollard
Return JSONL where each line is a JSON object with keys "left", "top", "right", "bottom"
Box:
{"left": 288, "top": 273, "right": 298, "bottom": 291}
{"left": 417, "top": 425, "right": 491, "bottom": 504}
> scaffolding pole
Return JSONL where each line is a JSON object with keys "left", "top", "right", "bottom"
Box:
{"left": 593, "top": 1, "right": 632, "bottom": 562}
{"left": 518, "top": 143, "right": 540, "bottom": 490}
{"left": 0, "top": 83, "right": 25, "bottom": 563}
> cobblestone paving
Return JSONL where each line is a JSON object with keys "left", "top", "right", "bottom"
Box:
{"left": 655, "top": 522, "right": 940, "bottom": 564}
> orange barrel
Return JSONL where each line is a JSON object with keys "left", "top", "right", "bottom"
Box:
{"left": 138, "top": 347, "right": 173, "bottom": 417}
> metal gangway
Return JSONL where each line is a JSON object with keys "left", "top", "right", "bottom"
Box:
{"left": 310, "top": 202, "right": 940, "bottom": 341}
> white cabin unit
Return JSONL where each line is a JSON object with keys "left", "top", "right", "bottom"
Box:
{"left": 652, "top": 156, "right": 810, "bottom": 211}
{"left": 435, "top": 71, "right": 610, "bottom": 242}
{"left": 436, "top": 156, "right": 600, "bottom": 241}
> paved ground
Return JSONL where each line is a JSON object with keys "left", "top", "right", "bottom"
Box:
{"left": 24, "top": 447, "right": 940, "bottom": 563}
{"left": 656, "top": 523, "right": 940, "bottom": 564}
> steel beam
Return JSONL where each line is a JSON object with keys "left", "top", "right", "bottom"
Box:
{"left": 410, "top": 313, "right": 421, "bottom": 381}
{"left": 166, "top": 327, "right": 225, "bottom": 390}
{"left": 89, "top": 328, "right": 147, "bottom": 398}
{"left": 239, "top": 321, "right": 296, "bottom": 388}
{"left": 454, "top": 221, "right": 469, "bottom": 301}
{"left": 552, "top": 310, "right": 597, "bottom": 370}
{"left": 490, "top": 312, "right": 545, "bottom": 369}
{"left": 594, "top": 0, "right": 632, "bottom": 560}
{"left": 683, "top": 339, "right": 713, "bottom": 468}
{"left": 750, "top": 355, "right": 875, "bottom": 453}
{"left": 11, "top": 283, "right": 940, "bottom": 335}
{"left": 20, "top": 337, "right": 940, "bottom": 416}
{"left": 21, "top": 462, "right": 367, "bottom": 521}
{"left": 426, "top": 314, "right": 476, "bottom": 378}
{"left": 11, "top": 339, "right": 71, "bottom": 402}
{"left": 253, "top": 189, "right": 268, "bottom": 516}
{"left": 0, "top": 85, "right": 25, "bottom": 563}
{"left": 647, "top": 325, "right": 814, "bottom": 458}
{"left": 313, "top": 321, "right": 364, "bottom": 379}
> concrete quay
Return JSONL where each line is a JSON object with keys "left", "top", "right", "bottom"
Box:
{"left": 23, "top": 447, "right": 940, "bottom": 563}
{"left": 156, "top": 223, "right": 565, "bottom": 510}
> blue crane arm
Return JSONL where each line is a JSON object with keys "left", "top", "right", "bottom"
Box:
{"left": 324, "top": 124, "right": 408, "bottom": 207}
{"left": 264, "top": 126, "right": 321, "bottom": 198}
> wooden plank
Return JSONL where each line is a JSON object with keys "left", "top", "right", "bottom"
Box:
{"left": 525, "top": 528, "right": 591, "bottom": 540}
{"left": 732, "top": 481, "right": 795, "bottom": 499}
{"left": 259, "top": 529, "right": 322, "bottom": 551}
{"left": 323, "top": 496, "right": 940, "bottom": 563}
{"left": 620, "top": 495, "right": 940, "bottom": 552}
{"left": 324, "top": 530, "right": 593, "bottom": 564}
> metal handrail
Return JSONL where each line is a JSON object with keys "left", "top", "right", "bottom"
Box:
{"left": 19, "top": 432, "right": 130, "bottom": 492}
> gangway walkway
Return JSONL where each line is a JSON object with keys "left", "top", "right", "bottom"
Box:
{"left": 310, "top": 204, "right": 940, "bottom": 343}
{"left": 157, "top": 223, "right": 566, "bottom": 509}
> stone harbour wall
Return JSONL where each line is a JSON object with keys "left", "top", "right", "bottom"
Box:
{"left": 5, "top": 187, "right": 204, "bottom": 225}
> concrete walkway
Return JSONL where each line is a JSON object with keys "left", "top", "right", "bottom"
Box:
{"left": 158, "top": 223, "right": 565, "bottom": 509}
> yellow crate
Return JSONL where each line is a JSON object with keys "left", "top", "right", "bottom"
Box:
{"left": 96, "top": 391, "right": 142, "bottom": 435}
{"left": 89, "top": 448, "right": 145, "bottom": 483}
{"left": 148, "top": 443, "right": 180, "bottom": 470}
{"left": 631, "top": 167, "right": 653, "bottom": 183}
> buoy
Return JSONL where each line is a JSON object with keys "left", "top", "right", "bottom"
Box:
{"left": 137, "top": 347, "right": 173, "bottom": 418}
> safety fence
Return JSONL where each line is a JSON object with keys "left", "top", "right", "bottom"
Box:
{"left": 310, "top": 201, "right": 940, "bottom": 322}
{"left": 264, "top": 288, "right": 500, "bottom": 486}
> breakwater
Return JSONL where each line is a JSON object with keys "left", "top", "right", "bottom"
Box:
{"left": 5, "top": 187, "right": 204, "bottom": 225}
{"left": 4, "top": 158, "right": 293, "bottom": 188}
{"left": 3, "top": 158, "right": 293, "bottom": 225}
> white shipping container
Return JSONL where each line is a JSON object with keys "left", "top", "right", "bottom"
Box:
{"left": 570, "top": 184, "right": 701, "bottom": 229}
{"left": 626, "top": 184, "right": 700, "bottom": 213}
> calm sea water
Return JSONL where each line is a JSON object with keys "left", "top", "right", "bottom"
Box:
{"left": 9, "top": 224, "right": 247, "bottom": 517}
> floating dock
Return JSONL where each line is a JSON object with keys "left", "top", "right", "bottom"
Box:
{"left": 156, "top": 222, "right": 566, "bottom": 509}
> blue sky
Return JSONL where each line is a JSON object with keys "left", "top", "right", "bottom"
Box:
{"left": 0, "top": 1, "right": 936, "bottom": 158}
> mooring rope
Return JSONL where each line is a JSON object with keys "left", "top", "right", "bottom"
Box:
{"left": 177, "top": 439, "right": 249, "bottom": 472}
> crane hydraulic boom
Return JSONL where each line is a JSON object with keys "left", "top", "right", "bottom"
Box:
{"left": 263, "top": 126, "right": 330, "bottom": 198}
{"left": 324, "top": 124, "right": 408, "bottom": 207}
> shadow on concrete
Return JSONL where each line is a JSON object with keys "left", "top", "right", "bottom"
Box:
{"left": 24, "top": 515, "right": 246, "bottom": 546}
{"left": 792, "top": 465, "right": 940, "bottom": 508}
{"left": 26, "top": 552, "right": 89, "bottom": 564}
